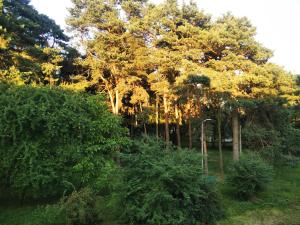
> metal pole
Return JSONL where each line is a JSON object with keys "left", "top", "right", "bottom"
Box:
{"left": 239, "top": 125, "right": 242, "bottom": 154}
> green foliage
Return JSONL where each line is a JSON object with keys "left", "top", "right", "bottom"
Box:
{"left": 91, "top": 160, "right": 124, "bottom": 223}
{"left": 33, "top": 204, "right": 66, "bottom": 225}
{"left": 227, "top": 153, "right": 273, "bottom": 200}
{"left": 184, "top": 75, "right": 211, "bottom": 87}
{"left": 242, "top": 102, "right": 300, "bottom": 161}
{"left": 242, "top": 123, "right": 283, "bottom": 159}
{"left": 121, "top": 137, "right": 223, "bottom": 225}
{"left": 66, "top": 0, "right": 299, "bottom": 146}
{"left": 282, "top": 127, "right": 300, "bottom": 156}
{"left": 1, "top": 151, "right": 300, "bottom": 225}
{"left": 0, "top": 0, "right": 72, "bottom": 84}
{"left": 63, "top": 188, "right": 99, "bottom": 225}
{"left": 0, "top": 83, "right": 127, "bottom": 199}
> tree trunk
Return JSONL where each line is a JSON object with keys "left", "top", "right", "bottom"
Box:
{"left": 204, "top": 133, "right": 208, "bottom": 175}
{"left": 175, "top": 104, "right": 181, "bottom": 147}
{"left": 212, "top": 124, "right": 217, "bottom": 148}
{"left": 239, "top": 125, "right": 242, "bottom": 155}
{"left": 108, "top": 90, "right": 116, "bottom": 114}
{"left": 232, "top": 109, "right": 240, "bottom": 161}
{"left": 134, "top": 107, "right": 138, "bottom": 127}
{"left": 187, "top": 102, "right": 192, "bottom": 149}
{"left": 188, "top": 117, "right": 192, "bottom": 149}
{"left": 130, "top": 123, "right": 133, "bottom": 137}
{"left": 139, "top": 102, "right": 147, "bottom": 136}
{"left": 156, "top": 95, "right": 159, "bottom": 140}
{"left": 163, "top": 93, "right": 170, "bottom": 149}
{"left": 115, "top": 89, "right": 119, "bottom": 115}
{"left": 217, "top": 109, "right": 224, "bottom": 179}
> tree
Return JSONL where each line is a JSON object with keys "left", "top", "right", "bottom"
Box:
{"left": 201, "top": 14, "right": 276, "bottom": 160}
{"left": 0, "top": 0, "right": 69, "bottom": 84}
{"left": 67, "top": 0, "right": 149, "bottom": 116}
{"left": 66, "top": 0, "right": 299, "bottom": 160}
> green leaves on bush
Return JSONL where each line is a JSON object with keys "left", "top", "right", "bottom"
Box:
{"left": 227, "top": 153, "right": 273, "bottom": 200}
{"left": 63, "top": 188, "right": 99, "bottom": 225}
{"left": 242, "top": 124, "right": 282, "bottom": 160}
{"left": 0, "top": 83, "right": 127, "bottom": 199}
{"left": 121, "top": 137, "right": 223, "bottom": 225}
{"left": 282, "top": 127, "right": 300, "bottom": 156}
{"left": 242, "top": 122, "right": 300, "bottom": 162}
{"left": 33, "top": 204, "right": 66, "bottom": 225}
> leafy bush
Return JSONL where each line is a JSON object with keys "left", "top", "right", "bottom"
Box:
{"left": 33, "top": 204, "right": 66, "bottom": 225}
{"left": 63, "top": 188, "right": 99, "bottom": 225}
{"left": 227, "top": 153, "right": 273, "bottom": 200}
{"left": 242, "top": 122, "right": 300, "bottom": 162}
{"left": 242, "top": 124, "right": 282, "bottom": 160}
{"left": 282, "top": 127, "right": 300, "bottom": 156}
{"left": 92, "top": 160, "right": 124, "bottom": 223}
{"left": 121, "top": 137, "right": 223, "bottom": 225}
{"left": 0, "top": 83, "right": 127, "bottom": 199}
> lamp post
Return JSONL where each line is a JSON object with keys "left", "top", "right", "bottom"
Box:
{"left": 201, "top": 118, "right": 213, "bottom": 174}
{"left": 239, "top": 124, "right": 242, "bottom": 154}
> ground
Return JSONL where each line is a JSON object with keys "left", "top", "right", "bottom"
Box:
{"left": 0, "top": 150, "right": 300, "bottom": 225}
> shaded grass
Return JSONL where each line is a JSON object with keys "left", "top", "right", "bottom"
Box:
{"left": 0, "top": 206, "right": 47, "bottom": 225}
{"left": 207, "top": 150, "right": 300, "bottom": 225}
{"left": 219, "top": 206, "right": 300, "bottom": 225}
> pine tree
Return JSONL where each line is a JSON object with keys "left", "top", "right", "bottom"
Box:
{"left": 0, "top": 0, "right": 68, "bottom": 84}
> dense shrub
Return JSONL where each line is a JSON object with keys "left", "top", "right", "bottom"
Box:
{"left": 243, "top": 122, "right": 300, "bottom": 162}
{"left": 282, "top": 127, "right": 300, "bottom": 156}
{"left": 63, "top": 188, "right": 99, "bottom": 225}
{"left": 33, "top": 204, "right": 66, "bottom": 225}
{"left": 120, "top": 137, "right": 223, "bottom": 225}
{"left": 0, "top": 83, "right": 127, "bottom": 199}
{"left": 242, "top": 124, "right": 282, "bottom": 159}
{"left": 227, "top": 153, "right": 273, "bottom": 200}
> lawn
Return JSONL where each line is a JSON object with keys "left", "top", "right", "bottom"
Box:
{"left": 210, "top": 150, "right": 300, "bottom": 225}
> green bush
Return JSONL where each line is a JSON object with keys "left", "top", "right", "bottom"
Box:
{"left": 282, "top": 127, "right": 300, "bottom": 156}
{"left": 227, "top": 153, "right": 273, "bottom": 200}
{"left": 242, "top": 123, "right": 300, "bottom": 163}
{"left": 33, "top": 204, "right": 66, "bottom": 225}
{"left": 63, "top": 188, "right": 100, "bottom": 225}
{"left": 92, "top": 160, "right": 124, "bottom": 223}
{"left": 242, "top": 124, "right": 282, "bottom": 160}
{"left": 0, "top": 83, "right": 127, "bottom": 199}
{"left": 120, "top": 137, "right": 223, "bottom": 225}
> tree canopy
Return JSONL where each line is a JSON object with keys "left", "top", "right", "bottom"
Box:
{"left": 66, "top": 0, "right": 299, "bottom": 160}
{"left": 0, "top": 0, "right": 70, "bottom": 84}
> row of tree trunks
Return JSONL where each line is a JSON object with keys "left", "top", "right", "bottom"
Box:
{"left": 128, "top": 98, "right": 240, "bottom": 171}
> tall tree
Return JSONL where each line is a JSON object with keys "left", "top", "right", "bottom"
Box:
{"left": 67, "top": 0, "right": 149, "bottom": 116}
{"left": 0, "top": 0, "right": 68, "bottom": 84}
{"left": 66, "top": 0, "right": 299, "bottom": 159}
{"left": 201, "top": 14, "right": 273, "bottom": 160}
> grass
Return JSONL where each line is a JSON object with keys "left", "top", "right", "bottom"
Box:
{"left": 206, "top": 150, "right": 300, "bottom": 225}
{"left": 1, "top": 150, "right": 300, "bottom": 225}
